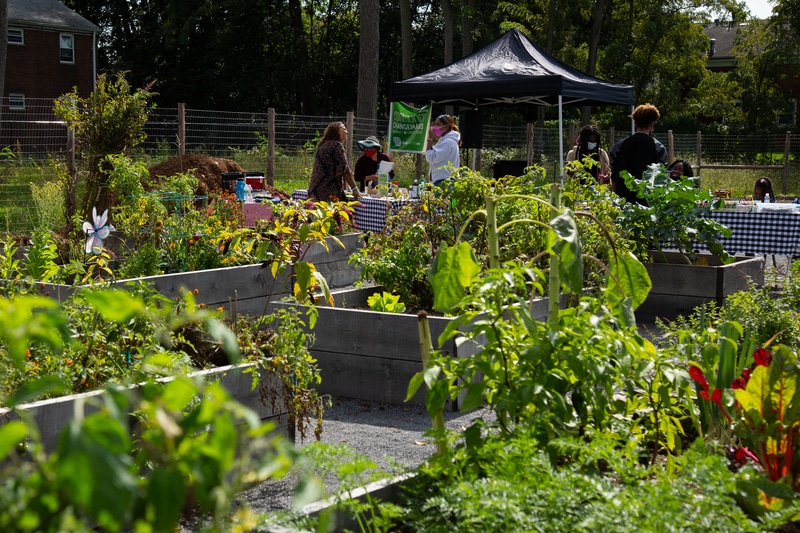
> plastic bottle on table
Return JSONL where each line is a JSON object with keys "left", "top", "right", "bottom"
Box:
{"left": 419, "top": 176, "right": 427, "bottom": 194}
{"left": 765, "top": 192, "right": 771, "bottom": 203}
{"left": 244, "top": 184, "right": 254, "bottom": 202}
{"left": 410, "top": 178, "right": 419, "bottom": 198}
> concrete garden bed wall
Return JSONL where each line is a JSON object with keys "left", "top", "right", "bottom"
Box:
{"left": 37, "top": 233, "right": 363, "bottom": 317}
{"left": 270, "top": 286, "right": 557, "bottom": 410}
{"left": 0, "top": 363, "right": 289, "bottom": 453}
{"left": 636, "top": 252, "right": 765, "bottom": 322}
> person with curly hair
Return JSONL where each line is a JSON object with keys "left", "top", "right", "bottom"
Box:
{"left": 308, "top": 121, "right": 360, "bottom": 201}
{"left": 609, "top": 103, "right": 667, "bottom": 204}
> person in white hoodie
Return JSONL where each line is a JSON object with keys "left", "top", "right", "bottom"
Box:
{"left": 425, "top": 114, "right": 462, "bottom": 186}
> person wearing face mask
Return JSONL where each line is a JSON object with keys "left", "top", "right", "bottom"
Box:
{"left": 354, "top": 135, "right": 394, "bottom": 191}
{"left": 565, "top": 125, "right": 610, "bottom": 184}
{"left": 425, "top": 114, "right": 462, "bottom": 186}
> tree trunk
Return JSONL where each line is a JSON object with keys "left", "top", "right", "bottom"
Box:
{"left": 289, "top": 0, "right": 313, "bottom": 113}
{"left": 400, "top": 0, "right": 413, "bottom": 78}
{"left": 0, "top": 0, "right": 7, "bottom": 111}
{"left": 461, "top": 0, "right": 475, "bottom": 56}
{"left": 357, "top": 0, "right": 379, "bottom": 134}
{"left": 581, "top": 0, "right": 610, "bottom": 124}
{"left": 442, "top": 0, "right": 454, "bottom": 65}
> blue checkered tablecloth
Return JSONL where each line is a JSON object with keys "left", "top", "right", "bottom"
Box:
{"left": 664, "top": 210, "right": 800, "bottom": 256}
{"left": 291, "top": 190, "right": 414, "bottom": 233}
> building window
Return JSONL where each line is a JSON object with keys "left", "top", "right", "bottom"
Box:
{"left": 60, "top": 33, "right": 75, "bottom": 63}
{"left": 8, "top": 94, "right": 26, "bottom": 111}
{"left": 8, "top": 28, "right": 23, "bottom": 45}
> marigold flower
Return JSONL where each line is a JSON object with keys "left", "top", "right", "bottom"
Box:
{"left": 753, "top": 348, "right": 771, "bottom": 367}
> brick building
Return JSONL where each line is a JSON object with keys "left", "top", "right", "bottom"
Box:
{"left": 5, "top": 0, "right": 99, "bottom": 108}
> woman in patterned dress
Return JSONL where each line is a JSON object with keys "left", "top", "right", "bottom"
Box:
{"left": 308, "top": 122, "right": 361, "bottom": 201}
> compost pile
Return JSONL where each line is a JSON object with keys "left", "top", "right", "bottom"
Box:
{"left": 147, "top": 154, "right": 288, "bottom": 199}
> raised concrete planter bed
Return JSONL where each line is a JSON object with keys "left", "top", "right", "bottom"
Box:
{"left": 37, "top": 233, "right": 363, "bottom": 317}
{"left": 0, "top": 363, "right": 289, "bottom": 453}
{"left": 636, "top": 252, "right": 765, "bottom": 322}
{"left": 270, "top": 286, "right": 556, "bottom": 409}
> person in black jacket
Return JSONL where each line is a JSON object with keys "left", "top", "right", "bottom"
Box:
{"left": 609, "top": 103, "right": 667, "bottom": 204}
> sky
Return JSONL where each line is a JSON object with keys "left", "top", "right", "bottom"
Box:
{"left": 746, "top": 0, "right": 773, "bottom": 19}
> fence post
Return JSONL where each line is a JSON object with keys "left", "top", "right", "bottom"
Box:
{"left": 526, "top": 122, "right": 534, "bottom": 167}
{"left": 667, "top": 130, "right": 674, "bottom": 163}
{"left": 67, "top": 127, "right": 76, "bottom": 179}
{"left": 695, "top": 131, "right": 702, "bottom": 177}
{"left": 65, "top": 127, "right": 77, "bottom": 224}
{"left": 783, "top": 131, "right": 791, "bottom": 196}
{"left": 346, "top": 111, "right": 355, "bottom": 166}
{"left": 609, "top": 127, "right": 615, "bottom": 148}
{"left": 267, "top": 108, "right": 275, "bottom": 187}
{"left": 177, "top": 103, "right": 185, "bottom": 157}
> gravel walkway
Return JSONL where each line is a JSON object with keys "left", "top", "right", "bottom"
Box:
{"left": 236, "top": 396, "right": 495, "bottom": 516}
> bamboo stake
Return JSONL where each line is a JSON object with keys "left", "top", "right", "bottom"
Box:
{"left": 417, "top": 310, "right": 447, "bottom": 456}
{"left": 547, "top": 183, "right": 561, "bottom": 329}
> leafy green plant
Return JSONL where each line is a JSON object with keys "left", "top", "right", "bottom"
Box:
{"left": 366, "top": 291, "right": 406, "bottom": 313}
{"left": 0, "top": 287, "right": 325, "bottom": 532}
{"left": 54, "top": 72, "right": 154, "bottom": 222}
{"left": 341, "top": 432, "right": 766, "bottom": 533}
{"left": 238, "top": 306, "right": 326, "bottom": 442}
{"left": 617, "top": 164, "right": 732, "bottom": 263}
{"left": 29, "top": 178, "right": 66, "bottom": 232}
{"left": 689, "top": 343, "right": 800, "bottom": 514}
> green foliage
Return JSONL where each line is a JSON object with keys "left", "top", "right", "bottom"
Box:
{"left": 0, "top": 283, "right": 324, "bottom": 531}
{"left": 413, "top": 262, "right": 660, "bottom": 450}
{"left": 617, "top": 164, "right": 732, "bottom": 262}
{"left": 54, "top": 72, "right": 154, "bottom": 220}
{"left": 0, "top": 375, "right": 302, "bottom": 532}
{"left": 366, "top": 291, "right": 406, "bottom": 314}
{"left": 238, "top": 306, "right": 326, "bottom": 442}
{"left": 21, "top": 231, "right": 60, "bottom": 283}
{"left": 360, "top": 434, "right": 763, "bottom": 532}
{"left": 29, "top": 179, "right": 66, "bottom": 233}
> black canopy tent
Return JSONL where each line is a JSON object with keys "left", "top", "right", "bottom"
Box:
{"left": 390, "top": 28, "right": 635, "bottom": 177}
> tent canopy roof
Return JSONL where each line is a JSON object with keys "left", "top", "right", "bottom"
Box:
{"left": 391, "top": 29, "right": 634, "bottom": 108}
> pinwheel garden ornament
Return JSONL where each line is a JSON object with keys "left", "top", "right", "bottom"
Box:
{"left": 83, "top": 207, "right": 114, "bottom": 254}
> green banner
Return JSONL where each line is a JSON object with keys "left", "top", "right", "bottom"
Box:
{"left": 388, "top": 102, "right": 432, "bottom": 154}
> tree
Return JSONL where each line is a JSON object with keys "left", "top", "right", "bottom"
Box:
{"left": 729, "top": 18, "right": 797, "bottom": 132}
{"left": 357, "top": 0, "right": 380, "bottom": 129}
{"left": 54, "top": 73, "right": 153, "bottom": 224}
{"left": 0, "top": 0, "right": 7, "bottom": 102}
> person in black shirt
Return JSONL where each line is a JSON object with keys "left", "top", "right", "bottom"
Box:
{"left": 609, "top": 103, "right": 667, "bottom": 204}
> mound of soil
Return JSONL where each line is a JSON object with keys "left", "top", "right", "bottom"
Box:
{"left": 147, "top": 154, "right": 287, "bottom": 199}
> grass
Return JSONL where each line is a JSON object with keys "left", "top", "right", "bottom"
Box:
{"left": 1, "top": 152, "right": 798, "bottom": 236}
{"left": 698, "top": 167, "right": 798, "bottom": 199}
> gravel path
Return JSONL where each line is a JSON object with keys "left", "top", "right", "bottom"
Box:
{"left": 236, "top": 396, "right": 495, "bottom": 516}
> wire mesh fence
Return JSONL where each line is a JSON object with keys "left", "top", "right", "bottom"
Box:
{"left": 1, "top": 97, "right": 798, "bottom": 233}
